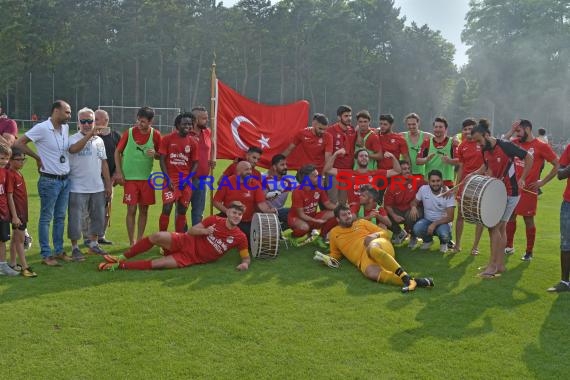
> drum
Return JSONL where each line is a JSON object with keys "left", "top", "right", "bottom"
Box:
{"left": 460, "top": 175, "right": 507, "bottom": 228}
{"left": 250, "top": 213, "right": 281, "bottom": 259}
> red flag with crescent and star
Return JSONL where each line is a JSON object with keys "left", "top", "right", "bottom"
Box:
{"left": 215, "top": 79, "right": 310, "bottom": 169}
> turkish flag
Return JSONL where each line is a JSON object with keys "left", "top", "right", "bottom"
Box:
{"left": 216, "top": 80, "right": 310, "bottom": 169}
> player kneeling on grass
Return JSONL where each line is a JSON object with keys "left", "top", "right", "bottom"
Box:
{"left": 322, "top": 204, "right": 434, "bottom": 293}
{"left": 98, "top": 201, "right": 250, "bottom": 271}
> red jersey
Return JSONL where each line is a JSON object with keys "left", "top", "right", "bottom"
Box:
{"left": 158, "top": 132, "right": 199, "bottom": 185}
{"left": 384, "top": 177, "right": 424, "bottom": 211}
{"left": 378, "top": 132, "right": 408, "bottom": 169}
{"left": 337, "top": 169, "right": 388, "bottom": 204}
{"left": 326, "top": 123, "right": 356, "bottom": 169}
{"left": 191, "top": 216, "right": 248, "bottom": 264}
{"left": 289, "top": 187, "right": 330, "bottom": 222}
{"left": 6, "top": 169, "right": 27, "bottom": 223}
{"left": 213, "top": 175, "right": 265, "bottom": 222}
{"left": 0, "top": 168, "right": 8, "bottom": 221}
{"left": 188, "top": 128, "right": 213, "bottom": 177}
{"left": 512, "top": 138, "right": 557, "bottom": 184}
{"left": 222, "top": 161, "right": 262, "bottom": 181}
{"left": 116, "top": 126, "right": 161, "bottom": 153}
{"left": 357, "top": 130, "right": 382, "bottom": 152}
{"left": 482, "top": 139, "right": 528, "bottom": 196}
{"left": 456, "top": 139, "right": 484, "bottom": 179}
{"left": 560, "top": 144, "right": 570, "bottom": 202}
{"left": 292, "top": 128, "right": 333, "bottom": 172}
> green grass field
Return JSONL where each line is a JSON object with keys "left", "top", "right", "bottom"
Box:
{"left": 1, "top": 159, "right": 568, "bottom": 379}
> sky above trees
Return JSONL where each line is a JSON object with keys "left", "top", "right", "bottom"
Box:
{"left": 223, "top": 0, "right": 471, "bottom": 65}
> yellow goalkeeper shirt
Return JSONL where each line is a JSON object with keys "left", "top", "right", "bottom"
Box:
{"left": 329, "top": 219, "right": 390, "bottom": 267}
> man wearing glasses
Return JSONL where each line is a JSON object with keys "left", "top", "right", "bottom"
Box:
{"left": 14, "top": 100, "right": 73, "bottom": 266}
{"left": 113, "top": 106, "right": 161, "bottom": 246}
{"left": 67, "top": 108, "right": 112, "bottom": 260}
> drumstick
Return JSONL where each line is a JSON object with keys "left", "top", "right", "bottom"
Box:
{"left": 437, "top": 180, "right": 464, "bottom": 198}
{"left": 522, "top": 188, "right": 538, "bottom": 196}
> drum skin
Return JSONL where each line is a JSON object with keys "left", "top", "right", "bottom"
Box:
{"left": 250, "top": 213, "right": 280, "bottom": 258}
{"left": 460, "top": 175, "right": 507, "bottom": 228}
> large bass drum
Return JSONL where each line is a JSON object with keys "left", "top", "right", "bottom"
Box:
{"left": 460, "top": 175, "right": 507, "bottom": 228}
{"left": 250, "top": 213, "right": 281, "bottom": 259}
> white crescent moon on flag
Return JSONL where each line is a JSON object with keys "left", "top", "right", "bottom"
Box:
{"left": 231, "top": 115, "right": 256, "bottom": 151}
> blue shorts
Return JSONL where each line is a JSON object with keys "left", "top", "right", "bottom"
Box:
{"left": 561, "top": 201, "right": 570, "bottom": 251}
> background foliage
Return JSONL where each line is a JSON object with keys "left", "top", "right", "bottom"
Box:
{"left": 1, "top": 0, "right": 569, "bottom": 137}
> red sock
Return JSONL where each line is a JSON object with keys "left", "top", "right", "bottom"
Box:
{"left": 175, "top": 215, "right": 187, "bottom": 233}
{"left": 119, "top": 260, "right": 153, "bottom": 270}
{"left": 506, "top": 220, "right": 516, "bottom": 247}
{"left": 320, "top": 218, "right": 338, "bottom": 238}
{"left": 124, "top": 237, "right": 154, "bottom": 259}
{"left": 159, "top": 214, "right": 170, "bottom": 231}
{"left": 526, "top": 226, "right": 536, "bottom": 253}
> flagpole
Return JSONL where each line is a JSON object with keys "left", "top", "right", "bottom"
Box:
{"left": 209, "top": 57, "right": 217, "bottom": 216}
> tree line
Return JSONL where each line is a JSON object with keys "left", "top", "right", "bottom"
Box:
{"left": 1, "top": 0, "right": 568, "bottom": 139}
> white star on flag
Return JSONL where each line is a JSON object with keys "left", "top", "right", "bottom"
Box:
{"left": 258, "top": 134, "right": 271, "bottom": 149}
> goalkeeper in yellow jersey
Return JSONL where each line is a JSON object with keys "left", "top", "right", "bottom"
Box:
{"left": 327, "top": 204, "right": 434, "bottom": 293}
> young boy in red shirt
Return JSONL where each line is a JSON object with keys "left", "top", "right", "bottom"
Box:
{"left": 7, "top": 147, "right": 37, "bottom": 277}
{"left": 0, "top": 145, "right": 22, "bottom": 276}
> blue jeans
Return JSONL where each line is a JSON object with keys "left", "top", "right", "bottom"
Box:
{"left": 37, "top": 176, "right": 70, "bottom": 258}
{"left": 413, "top": 218, "right": 451, "bottom": 244}
{"left": 190, "top": 177, "right": 206, "bottom": 226}
{"left": 561, "top": 201, "right": 570, "bottom": 251}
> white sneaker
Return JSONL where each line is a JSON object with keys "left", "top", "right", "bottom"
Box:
{"left": 408, "top": 238, "right": 419, "bottom": 249}
{"left": 0, "top": 262, "right": 20, "bottom": 276}
{"left": 504, "top": 247, "right": 515, "bottom": 255}
{"left": 420, "top": 241, "right": 433, "bottom": 250}
{"left": 440, "top": 244, "right": 448, "bottom": 253}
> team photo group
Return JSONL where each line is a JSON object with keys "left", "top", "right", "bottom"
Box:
{"left": 1, "top": 100, "right": 569, "bottom": 294}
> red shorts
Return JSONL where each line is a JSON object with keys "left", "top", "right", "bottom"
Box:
{"left": 168, "top": 232, "right": 199, "bottom": 268}
{"left": 514, "top": 190, "right": 538, "bottom": 216}
{"left": 123, "top": 180, "right": 156, "bottom": 206}
{"left": 288, "top": 210, "right": 330, "bottom": 232}
{"left": 162, "top": 185, "right": 192, "bottom": 206}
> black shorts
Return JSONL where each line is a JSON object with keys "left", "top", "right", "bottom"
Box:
{"left": 0, "top": 220, "right": 11, "bottom": 242}
{"left": 12, "top": 222, "right": 27, "bottom": 231}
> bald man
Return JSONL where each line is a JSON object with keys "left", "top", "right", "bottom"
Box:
{"left": 82, "top": 109, "right": 121, "bottom": 246}
{"left": 213, "top": 161, "right": 277, "bottom": 240}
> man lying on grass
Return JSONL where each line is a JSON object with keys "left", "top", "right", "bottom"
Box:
{"left": 323, "top": 204, "right": 434, "bottom": 293}
{"left": 98, "top": 201, "right": 250, "bottom": 271}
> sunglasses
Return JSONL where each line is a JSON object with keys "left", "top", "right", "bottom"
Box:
{"left": 79, "top": 119, "right": 94, "bottom": 124}
{"left": 12, "top": 158, "right": 26, "bottom": 162}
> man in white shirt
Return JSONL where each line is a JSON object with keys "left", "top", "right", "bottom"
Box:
{"left": 67, "top": 108, "right": 112, "bottom": 260}
{"left": 263, "top": 154, "right": 297, "bottom": 230}
{"left": 14, "top": 100, "right": 73, "bottom": 266}
{"left": 410, "top": 169, "right": 455, "bottom": 252}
